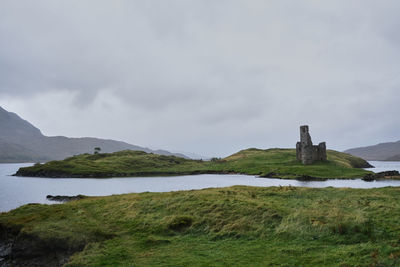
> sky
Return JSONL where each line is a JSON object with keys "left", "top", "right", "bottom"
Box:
{"left": 1, "top": 0, "right": 400, "bottom": 158}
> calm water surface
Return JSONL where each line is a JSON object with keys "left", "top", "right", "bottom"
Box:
{"left": 1, "top": 161, "right": 400, "bottom": 212}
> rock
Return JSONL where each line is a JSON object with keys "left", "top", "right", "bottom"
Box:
{"left": 362, "top": 170, "right": 400, "bottom": 181}
{"left": 46, "top": 195, "right": 86, "bottom": 202}
{"left": 377, "top": 170, "right": 400, "bottom": 177}
{"left": 0, "top": 243, "right": 12, "bottom": 258}
{"left": 0, "top": 224, "right": 85, "bottom": 267}
{"left": 362, "top": 174, "right": 376, "bottom": 182}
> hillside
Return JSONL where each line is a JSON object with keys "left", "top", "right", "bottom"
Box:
{"left": 345, "top": 140, "right": 400, "bottom": 161}
{"left": 0, "top": 106, "right": 187, "bottom": 162}
{"left": 386, "top": 154, "right": 400, "bottom": 161}
{"left": 15, "top": 148, "right": 372, "bottom": 179}
{"left": 1, "top": 186, "right": 400, "bottom": 266}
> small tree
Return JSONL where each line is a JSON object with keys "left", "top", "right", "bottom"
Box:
{"left": 94, "top": 147, "right": 101, "bottom": 154}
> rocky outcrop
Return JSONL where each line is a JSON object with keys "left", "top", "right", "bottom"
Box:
{"left": 362, "top": 170, "right": 400, "bottom": 181}
{"left": 46, "top": 195, "right": 86, "bottom": 202}
{"left": 0, "top": 224, "right": 82, "bottom": 267}
{"left": 259, "top": 173, "right": 328, "bottom": 181}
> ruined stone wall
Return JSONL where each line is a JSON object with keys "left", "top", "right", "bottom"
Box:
{"left": 296, "top": 126, "right": 327, "bottom": 165}
{"left": 296, "top": 142, "right": 301, "bottom": 161}
{"left": 318, "top": 142, "right": 327, "bottom": 161}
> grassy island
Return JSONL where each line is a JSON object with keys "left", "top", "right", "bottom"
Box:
{"left": 1, "top": 186, "right": 400, "bottom": 266}
{"left": 15, "top": 148, "right": 372, "bottom": 179}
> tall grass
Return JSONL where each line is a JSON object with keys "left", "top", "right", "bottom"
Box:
{"left": 1, "top": 186, "right": 400, "bottom": 266}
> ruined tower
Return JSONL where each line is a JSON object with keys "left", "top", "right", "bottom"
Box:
{"left": 296, "top": 125, "right": 327, "bottom": 165}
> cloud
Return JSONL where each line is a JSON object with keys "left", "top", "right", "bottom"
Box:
{"left": 1, "top": 0, "right": 400, "bottom": 156}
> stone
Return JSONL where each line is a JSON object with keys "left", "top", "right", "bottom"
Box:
{"left": 362, "top": 170, "right": 400, "bottom": 181}
{"left": 46, "top": 195, "right": 86, "bottom": 202}
{"left": 296, "top": 125, "right": 327, "bottom": 165}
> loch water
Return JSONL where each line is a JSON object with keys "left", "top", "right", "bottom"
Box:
{"left": 1, "top": 161, "right": 400, "bottom": 212}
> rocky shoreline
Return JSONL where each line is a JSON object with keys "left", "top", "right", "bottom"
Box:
{"left": 362, "top": 170, "right": 400, "bottom": 181}
{"left": 13, "top": 169, "right": 234, "bottom": 178}
{"left": 259, "top": 172, "right": 329, "bottom": 181}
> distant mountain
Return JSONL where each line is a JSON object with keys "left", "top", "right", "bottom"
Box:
{"left": 344, "top": 141, "right": 400, "bottom": 161}
{"left": 385, "top": 154, "right": 400, "bottom": 161}
{"left": 0, "top": 106, "right": 188, "bottom": 163}
{"left": 174, "top": 151, "right": 210, "bottom": 160}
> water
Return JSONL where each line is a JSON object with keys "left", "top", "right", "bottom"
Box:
{"left": 365, "top": 161, "right": 400, "bottom": 173}
{"left": 1, "top": 161, "right": 400, "bottom": 213}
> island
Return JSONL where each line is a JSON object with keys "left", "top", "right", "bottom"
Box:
{"left": 14, "top": 148, "right": 372, "bottom": 179}
{"left": 14, "top": 125, "right": 374, "bottom": 180}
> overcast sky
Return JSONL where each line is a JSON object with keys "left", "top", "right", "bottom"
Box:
{"left": 1, "top": 1, "right": 400, "bottom": 157}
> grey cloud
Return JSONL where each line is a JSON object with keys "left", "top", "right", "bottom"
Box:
{"left": 1, "top": 0, "right": 400, "bottom": 156}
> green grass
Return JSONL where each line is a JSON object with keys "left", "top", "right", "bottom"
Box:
{"left": 15, "top": 148, "right": 372, "bottom": 179}
{"left": 2, "top": 186, "right": 400, "bottom": 266}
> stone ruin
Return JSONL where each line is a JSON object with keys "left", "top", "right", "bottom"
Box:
{"left": 296, "top": 125, "right": 327, "bottom": 165}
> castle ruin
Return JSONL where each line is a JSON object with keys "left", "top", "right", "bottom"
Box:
{"left": 296, "top": 125, "right": 327, "bottom": 165}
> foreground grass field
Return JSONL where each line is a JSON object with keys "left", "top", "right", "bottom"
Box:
{"left": 1, "top": 186, "right": 400, "bottom": 266}
{"left": 15, "top": 148, "right": 372, "bottom": 179}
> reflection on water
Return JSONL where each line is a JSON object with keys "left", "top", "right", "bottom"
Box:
{"left": 1, "top": 161, "right": 400, "bottom": 212}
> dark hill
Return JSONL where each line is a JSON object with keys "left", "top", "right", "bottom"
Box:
{"left": 344, "top": 141, "right": 400, "bottom": 161}
{"left": 0, "top": 106, "right": 187, "bottom": 162}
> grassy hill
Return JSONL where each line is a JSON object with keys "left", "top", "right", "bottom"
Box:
{"left": 1, "top": 186, "right": 400, "bottom": 266}
{"left": 15, "top": 148, "right": 372, "bottom": 179}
